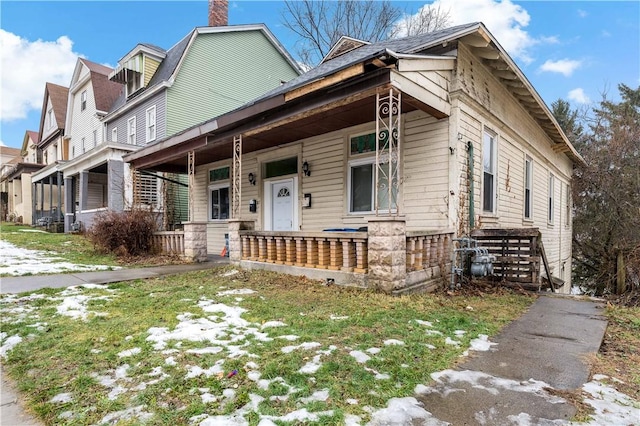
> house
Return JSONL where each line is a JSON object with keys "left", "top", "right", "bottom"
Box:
{"left": 61, "top": 1, "right": 301, "bottom": 233}
{"left": 0, "top": 131, "right": 44, "bottom": 224}
{"left": 125, "top": 22, "right": 582, "bottom": 294}
{"left": 0, "top": 145, "right": 24, "bottom": 221}
{"left": 30, "top": 82, "right": 69, "bottom": 230}
{"left": 57, "top": 58, "right": 124, "bottom": 232}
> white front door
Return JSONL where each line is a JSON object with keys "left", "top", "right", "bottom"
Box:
{"left": 271, "top": 179, "right": 294, "bottom": 231}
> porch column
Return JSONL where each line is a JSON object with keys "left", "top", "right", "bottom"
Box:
{"left": 183, "top": 221, "right": 207, "bottom": 262}
{"left": 367, "top": 216, "right": 407, "bottom": 293}
{"left": 107, "top": 160, "right": 124, "bottom": 212}
{"left": 228, "top": 219, "right": 255, "bottom": 264}
{"left": 31, "top": 182, "right": 36, "bottom": 224}
{"left": 57, "top": 171, "right": 62, "bottom": 221}
{"left": 48, "top": 176, "right": 53, "bottom": 217}
{"left": 79, "top": 171, "right": 89, "bottom": 211}
{"left": 39, "top": 180, "right": 44, "bottom": 221}
{"left": 64, "top": 176, "right": 74, "bottom": 232}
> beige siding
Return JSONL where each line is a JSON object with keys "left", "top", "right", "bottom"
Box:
{"left": 403, "top": 110, "right": 451, "bottom": 231}
{"left": 452, "top": 43, "right": 574, "bottom": 287}
{"left": 300, "top": 132, "right": 345, "bottom": 230}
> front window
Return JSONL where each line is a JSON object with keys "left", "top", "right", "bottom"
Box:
{"left": 127, "top": 117, "right": 136, "bottom": 145}
{"left": 209, "top": 186, "right": 230, "bottom": 220}
{"left": 524, "top": 156, "right": 533, "bottom": 219}
{"left": 483, "top": 130, "right": 497, "bottom": 213}
{"left": 112, "top": 127, "right": 117, "bottom": 143}
{"left": 146, "top": 106, "right": 156, "bottom": 143}
{"left": 135, "top": 172, "right": 158, "bottom": 207}
{"left": 347, "top": 131, "right": 397, "bottom": 214}
{"left": 209, "top": 166, "right": 230, "bottom": 220}
{"left": 81, "top": 90, "right": 87, "bottom": 111}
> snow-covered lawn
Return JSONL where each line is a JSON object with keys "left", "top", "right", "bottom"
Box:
{"left": 0, "top": 274, "right": 637, "bottom": 425}
{"left": 0, "top": 240, "right": 119, "bottom": 276}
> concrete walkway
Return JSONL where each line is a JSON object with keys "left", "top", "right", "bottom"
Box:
{"left": 1, "top": 264, "right": 608, "bottom": 425}
{"left": 416, "top": 294, "right": 608, "bottom": 425}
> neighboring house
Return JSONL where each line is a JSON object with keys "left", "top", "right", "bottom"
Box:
{"left": 126, "top": 22, "right": 581, "bottom": 294}
{"left": 0, "top": 145, "right": 24, "bottom": 221}
{"left": 30, "top": 82, "right": 69, "bottom": 229}
{"left": 63, "top": 6, "right": 301, "bottom": 233}
{"left": 58, "top": 58, "right": 123, "bottom": 232}
{"left": 0, "top": 131, "right": 44, "bottom": 224}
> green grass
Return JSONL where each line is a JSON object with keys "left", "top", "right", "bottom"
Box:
{"left": 0, "top": 222, "right": 119, "bottom": 268}
{"left": 0, "top": 267, "right": 535, "bottom": 425}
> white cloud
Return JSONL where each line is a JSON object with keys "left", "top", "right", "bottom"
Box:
{"left": 578, "top": 9, "right": 588, "bottom": 18}
{"left": 601, "top": 30, "right": 612, "bottom": 38}
{"left": 0, "top": 140, "right": 6, "bottom": 147}
{"left": 0, "top": 30, "right": 80, "bottom": 122}
{"left": 417, "top": 0, "right": 541, "bottom": 64}
{"left": 568, "top": 88, "right": 590, "bottom": 104}
{"left": 539, "top": 59, "right": 582, "bottom": 76}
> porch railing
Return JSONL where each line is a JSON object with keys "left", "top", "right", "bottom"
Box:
{"left": 153, "top": 230, "right": 185, "bottom": 255}
{"left": 406, "top": 230, "right": 454, "bottom": 272}
{"left": 239, "top": 231, "right": 368, "bottom": 273}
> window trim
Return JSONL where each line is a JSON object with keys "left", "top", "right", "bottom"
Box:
{"left": 524, "top": 155, "right": 533, "bottom": 220}
{"left": 47, "top": 108, "right": 54, "bottom": 129}
{"left": 112, "top": 127, "right": 118, "bottom": 143}
{"left": 81, "top": 137, "right": 86, "bottom": 154}
{"left": 145, "top": 106, "right": 156, "bottom": 143}
{"left": 127, "top": 116, "right": 137, "bottom": 145}
{"left": 548, "top": 173, "right": 555, "bottom": 225}
{"left": 81, "top": 90, "right": 87, "bottom": 111}
{"left": 482, "top": 129, "right": 498, "bottom": 214}
{"left": 347, "top": 156, "right": 376, "bottom": 214}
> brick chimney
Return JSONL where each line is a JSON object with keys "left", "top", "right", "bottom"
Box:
{"left": 208, "top": 0, "right": 228, "bottom": 27}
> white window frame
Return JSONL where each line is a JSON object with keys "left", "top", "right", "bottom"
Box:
{"left": 482, "top": 129, "right": 498, "bottom": 214}
{"left": 145, "top": 106, "right": 156, "bottom": 143}
{"left": 565, "top": 182, "right": 571, "bottom": 227}
{"left": 112, "top": 127, "right": 117, "bottom": 143}
{"left": 81, "top": 90, "right": 87, "bottom": 111}
{"left": 127, "top": 116, "right": 137, "bottom": 145}
{"left": 548, "top": 173, "right": 555, "bottom": 225}
{"left": 81, "top": 137, "right": 86, "bottom": 154}
{"left": 208, "top": 183, "right": 230, "bottom": 221}
{"left": 524, "top": 155, "right": 533, "bottom": 220}
{"left": 93, "top": 129, "right": 97, "bottom": 147}
{"left": 347, "top": 156, "right": 376, "bottom": 214}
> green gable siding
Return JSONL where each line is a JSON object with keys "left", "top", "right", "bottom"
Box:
{"left": 165, "top": 30, "right": 299, "bottom": 137}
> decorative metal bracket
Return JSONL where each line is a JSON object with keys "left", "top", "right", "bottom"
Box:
{"left": 187, "top": 150, "right": 195, "bottom": 222}
{"left": 232, "top": 135, "right": 242, "bottom": 219}
{"left": 375, "top": 87, "right": 401, "bottom": 215}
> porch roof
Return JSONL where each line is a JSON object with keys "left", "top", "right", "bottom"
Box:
{"left": 124, "top": 22, "right": 583, "bottom": 172}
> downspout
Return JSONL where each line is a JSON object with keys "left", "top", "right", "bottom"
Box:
{"left": 467, "top": 141, "right": 475, "bottom": 230}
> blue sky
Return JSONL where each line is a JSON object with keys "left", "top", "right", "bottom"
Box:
{"left": 1, "top": 0, "right": 638, "bottom": 149}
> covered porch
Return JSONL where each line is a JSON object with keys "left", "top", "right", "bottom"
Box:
{"left": 126, "top": 51, "right": 457, "bottom": 293}
{"left": 30, "top": 164, "right": 65, "bottom": 232}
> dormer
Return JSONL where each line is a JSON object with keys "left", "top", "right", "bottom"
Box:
{"left": 321, "top": 36, "right": 370, "bottom": 64}
{"left": 109, "top": 43, "right": 166, "bottom": 98}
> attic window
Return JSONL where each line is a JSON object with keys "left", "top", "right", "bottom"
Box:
{"left": 126, "top": 72, "right": 143, "bottom": 97}
{"left": 81, "top": 90, "right": 87, "bottom": 111}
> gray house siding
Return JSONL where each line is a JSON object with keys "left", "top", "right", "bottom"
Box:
{"left": 106, "top": 91, "right": 167, "bottom": 146}
{"left": 166, "top": 30, "right": 300, "bottom": 136}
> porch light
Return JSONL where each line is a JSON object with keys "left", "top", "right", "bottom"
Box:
{"left": 302, "top": 161, "right": 311, "bottom": 177}
{"left": 248, "top": 172, "right": 256, "bottom": 185}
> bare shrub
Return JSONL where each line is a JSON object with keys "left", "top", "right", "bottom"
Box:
{"left": 88, "top": 210, "right": 158, "bottom": 257}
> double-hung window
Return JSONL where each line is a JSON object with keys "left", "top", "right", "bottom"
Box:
{"left": 208, "top": 166, "right": 230, "bottom": 221}
{"left": 146, "top": 106, "right": 156, "bottom": 143}
{"left": 548, "top": 173, "right": 555, "bottom": 224}
{"left": 81, "top": 91, "right": 87, "bottom": 111}
{"left": 112, "top": 127, "right": 118, "bottom": 143}
{"left": 483, "top": 129, "right": 497, "bottom": 214}
{"left": 347, "top": 131, "right": 397, "bottom": 214}
{"left": 127, "top": 116, "right": 136, "bottom": 145}
{"left": 524, "top": 156, "right": 533, "bottom": 220}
